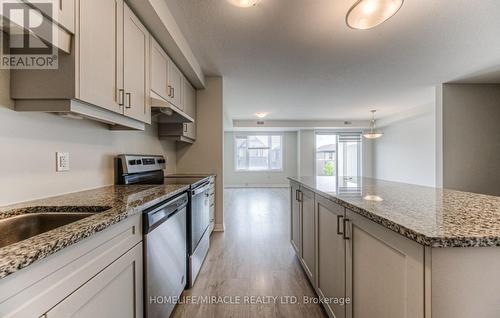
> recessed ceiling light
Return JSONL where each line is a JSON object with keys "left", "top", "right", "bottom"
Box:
{"left": 255, "top": 112, "right": 269, "bottom": 118}
{"left": 346, "top": 0, "right": 404, "bottom": 30}
{"left": 228, "top": 0, "right": 260, "bottom": 8}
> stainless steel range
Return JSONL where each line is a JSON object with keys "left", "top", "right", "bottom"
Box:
{"left": 116, "top": 155, "right": 211, "bottom": 294}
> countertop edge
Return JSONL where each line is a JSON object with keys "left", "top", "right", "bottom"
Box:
{"left": 0, "top": 184, "right": 190, "bottom": 280}
{"left": 287, "top": 177, "right": 500, "bottom": 248}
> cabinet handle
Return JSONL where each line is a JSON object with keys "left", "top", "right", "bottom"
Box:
{"left": 59, "top": 0, "right": 63, "bottom": 11}
{"left": 343, "top": 218, "right": 350, "bottom": 240}
{"left": 125, "top": 92, "right": 131, "bottom": 108}
{"left": 118, "top": 89, "right": 124, "bottom": 106}
{"left": 184, "top": 123, "right": 188, "bottom": 132}
{"left": 167, "top": 85, "right": 172, "bottom": 97}
{"left": 172, "top": 87, "right": 175, "bottom": 98}
{"left": 337, "top": 215, "right": 344, "bottom": 235}
{"left": 295, "top": 189, "right": 299, "bottom": 201}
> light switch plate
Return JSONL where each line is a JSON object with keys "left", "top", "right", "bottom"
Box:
{"left": 56, "top": 152, "right": 70, "bottom": 172}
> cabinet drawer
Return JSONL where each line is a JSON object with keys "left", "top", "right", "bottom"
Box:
{"left": 45, "top": 243, "right": 143, "bottom": 318}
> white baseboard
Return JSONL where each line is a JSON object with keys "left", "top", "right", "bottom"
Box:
{"left": 213, "top": 223, "right": 225, "bottom": 232}
{"left": 224, "top": 184, "right": 289, "bottom": 188}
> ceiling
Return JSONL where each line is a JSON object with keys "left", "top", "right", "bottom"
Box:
{"left": 165, "top": 0, "right": 500, "bottom": 121}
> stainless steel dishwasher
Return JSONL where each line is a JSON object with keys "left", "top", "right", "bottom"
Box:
{"left": 143, "top": 193, "right": 188, "bottom": 318}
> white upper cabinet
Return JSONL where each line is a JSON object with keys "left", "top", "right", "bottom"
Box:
{"left": 168, "top": 60, "right": 183, "bottom": 110}
{"left": 11, "top": 0, "right": 153, "bottom": 129}
{"left": 150, "top": 37, "right": 169, "bottom": 101}
{"left": 183, "top": 76, "right": 196, "bottom": 119}
{"left": 28, "top": 0, "right": 75, "bottom": 33}
{"left": 79, "top": 0, "right": 122, "bottom": 115}
{"left": 123, "top": 3, "right": 150, "bottom": 123}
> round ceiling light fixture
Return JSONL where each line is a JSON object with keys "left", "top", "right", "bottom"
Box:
{"left": 363, "top": 110, "right": 384, "bottom": 139}
{"left": 346, "top": 0, "right": 404, "bottom": 30}
{"left": 255, "top": 112, "right": 269, "bottom": 118}
{"left": 227, "top": 0, "right": 261, "bottom": 8}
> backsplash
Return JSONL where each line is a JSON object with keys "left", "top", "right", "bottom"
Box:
{"left": 0, "top": 70, "right": 176, "bottom": 206}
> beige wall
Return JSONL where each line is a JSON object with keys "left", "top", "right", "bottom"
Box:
{"left": 441, "top": 84, "right": 500, "bottom": 196}
{"left": 176, "top": 77, "right": 224, "bottom": 229}
{"left": 373, "top": 105, "right": 436, "bottom": 187}
{"left": 0, "top": 70, "right": 176, "bottom": 206}
{"left": 298, "top": 130, "right": 315, "bottom": 177}
{"left": 223, "top": 131, "right": 298, "bottom": 186}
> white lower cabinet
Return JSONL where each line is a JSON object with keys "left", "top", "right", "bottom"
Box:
{"left": 0, "top": 215, "right": 142, "bottom": 318}
{"left": 345, "top": 209, "right": 424, "bottom": 318}
{"left": 290, "top": 181, "right": 301, "bottom": 255}
{"left": 315, "top": 195, "right": 346, "bottom": 318}
{"left": 292, "top": 190, "right": 425, "bottom": 318}
{"left": 209, "top": 176, "right": 216, "bottom": 234}
{"left": 300, "top": 187, "right": 315, "bottom": 282}
{"left": 45, "top": 243, "right": 143, "bottom": 318}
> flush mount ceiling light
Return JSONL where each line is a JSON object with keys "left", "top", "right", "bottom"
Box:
{"left": 255, "top": 112, "right": 269, "bottom": 118}
{"left": 363, "top": 110, "right": 384, "bottom": 139}
{"left": 227, "top": 0, "right": 260, "bottom": 8}
{"left": 346, "top": 0, "right": 404, "bottom": 30}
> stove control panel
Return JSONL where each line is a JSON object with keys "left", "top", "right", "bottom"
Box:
{"left": 117, "top": 154, "right": 166, "bottom": 175}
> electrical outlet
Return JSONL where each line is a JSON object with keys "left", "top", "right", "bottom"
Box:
{"left": 56, "top": 152, "right": 70, "bottom": 172}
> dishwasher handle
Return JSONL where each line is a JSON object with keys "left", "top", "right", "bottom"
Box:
{"left": 191, "top": 181, "right": 210, "bottom": 196}
{"left": 143, "top": 193, "right": 188, "bottom": 234}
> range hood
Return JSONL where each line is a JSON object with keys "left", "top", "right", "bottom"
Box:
{"left": 0, "top": 1, "right": 72, "bottom": 54}
{"left": 151, "top": 91, "right": 194, "bottom": 124}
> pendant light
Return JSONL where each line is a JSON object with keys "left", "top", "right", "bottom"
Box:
{"left": 346, "top": 0, "right": 404, "bottom": 30}
{"left": 228, "top": 0, "right": 260, "bottom": 8}
{"left": 363, "top": 110, "right": 383, "bottom": 139}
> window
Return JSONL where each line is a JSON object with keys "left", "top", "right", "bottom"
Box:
{"left": 235, "top": 134, "right": 283, "bottom": 171}
{"left": 315, "top": 132, "right": 362, "bottom": 188}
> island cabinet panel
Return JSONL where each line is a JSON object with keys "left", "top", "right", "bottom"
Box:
{"left": 345, "top": 209, "right": 425, "bottom": 318}
{"left": 45, "top": 243, "right": 143, "bottom": 318}
{"left": 300, "top": 187, "right": 316, "bottom": 283}
{"left": 315, "top": 194, "right": 346, "bottom": 318}
{"left": 431, "top": 247, "right": 500, "bottom": 318}
{"left": 290, "top": 181, "right": 301, "bottom": 256}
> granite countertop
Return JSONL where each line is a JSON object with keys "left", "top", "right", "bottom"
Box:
{"left": 288, "top": 176, "right": 500, "bottom": 248}
{"left": 0, "top": 183, "right": 190, "bottom": 279}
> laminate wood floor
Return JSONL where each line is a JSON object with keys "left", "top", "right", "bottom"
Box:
{"left": 172, "top": 188, "right": 326, "bottom": 318}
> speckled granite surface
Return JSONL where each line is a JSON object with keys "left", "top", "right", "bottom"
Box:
{"left": 288, "top": 176, "right": 500, "bottom": 248}
{"left": 0, "top": 184, "right": 189, "bottom": 279}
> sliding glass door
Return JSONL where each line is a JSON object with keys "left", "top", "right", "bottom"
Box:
{"left": 315, "top": 132, "right": 362, "bottom": 189}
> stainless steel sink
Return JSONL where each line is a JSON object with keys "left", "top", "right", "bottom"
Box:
{"left": 0, "top": 208, "right": 109, "bottom": 248}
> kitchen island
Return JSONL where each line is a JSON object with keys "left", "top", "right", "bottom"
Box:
{"left": 289, "top": 176, "right": 500, "bottom": 318}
